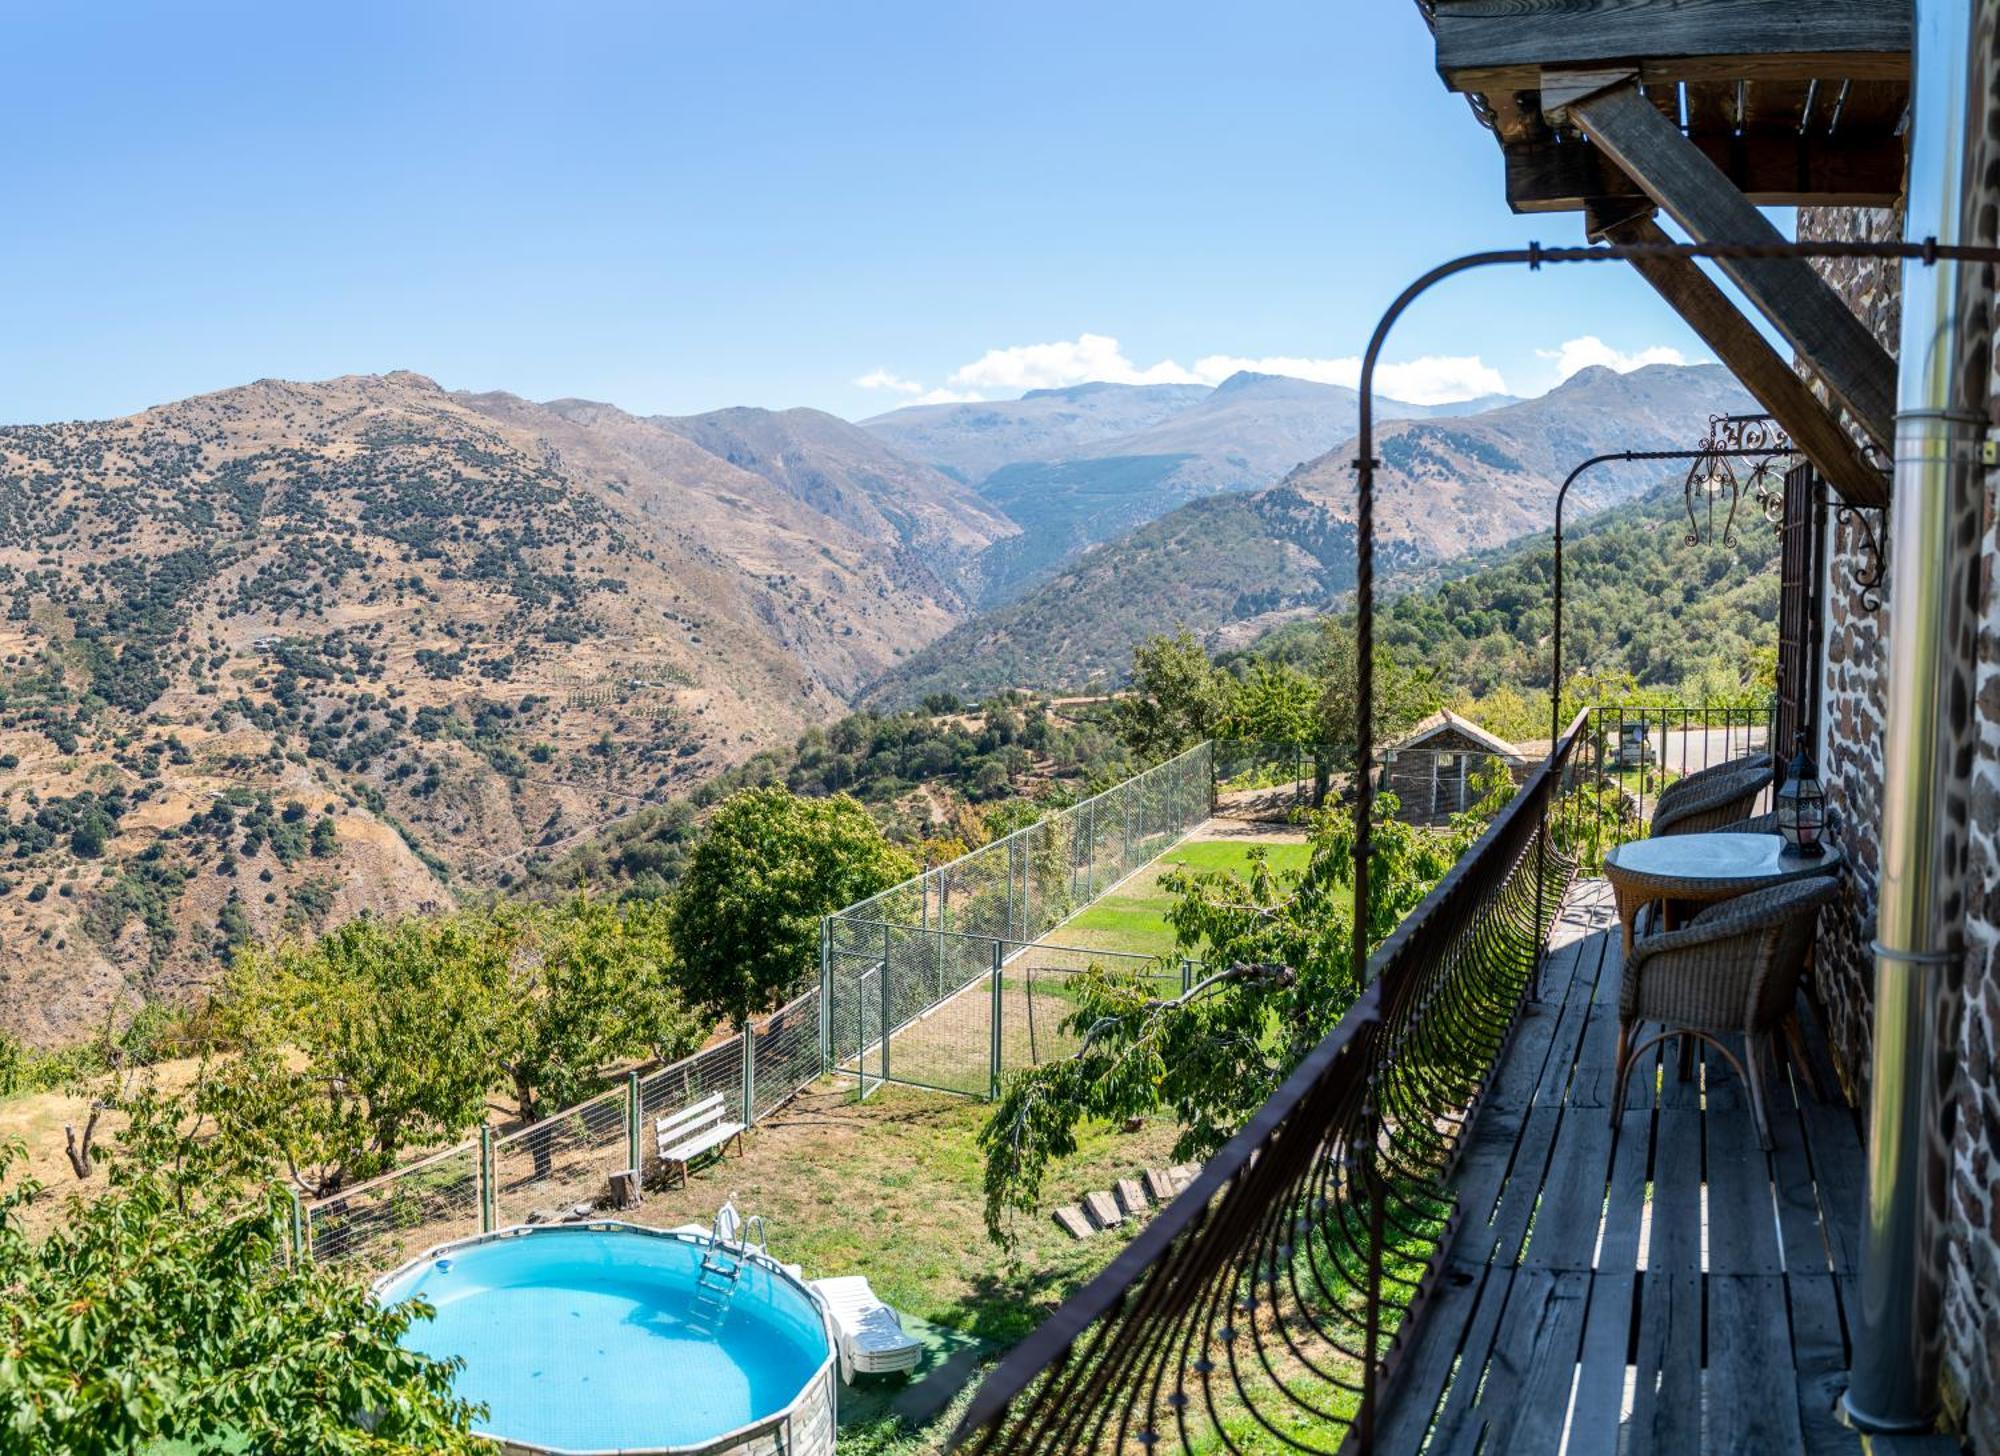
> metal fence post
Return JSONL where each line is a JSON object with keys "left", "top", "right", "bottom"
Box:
{"left": 989, "top": 939, "right": 1004, "bottom": 1100}
{"left": 880, "top": 922, "right": 893, "bottom": 1087}
{"left": 742, "top": 1020, "right": 756, "bottom": 1124}
{"left": 478, "top": 1125, "right": 495, "bottom": 1233}
{"left": 287, "top": 1187, "right": 305, "bottom": 1265}
{"left": 818, "top": 918, "right": 832, "bottom": 1071}
{"left": 626, "top": 1069, "right": 641, "bottom": 1175}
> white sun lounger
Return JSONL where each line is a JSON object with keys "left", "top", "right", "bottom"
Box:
{"left": 810, "top": 1275, "right": 923, "bottom": 1382}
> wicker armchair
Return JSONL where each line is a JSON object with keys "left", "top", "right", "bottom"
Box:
{"left": 1652, "top": 752, "right": 1775, "bottom": 817}
{"left": 1612, "top": 875, "right": 1840, "bottom": 1147}
{"left": 1649, "top": 760, "right": 1773, "bottom": 837}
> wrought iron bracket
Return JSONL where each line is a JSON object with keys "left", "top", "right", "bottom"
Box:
{"left": 1683, "top": 413, "right": 1795, "bottom": 545}
{"left": 1832, "top": 499, "right": 1887, "bottom": 612}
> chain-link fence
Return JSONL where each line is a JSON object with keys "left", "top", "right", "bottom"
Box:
{"left": 1209, "top": 739, "right": 1336, "bottom": 822}
{"left": 301, "top": 988, "right": 823, "bottom": 1271}
{"left": 824, "top": 741, "right": 1215, "bottom": 1099}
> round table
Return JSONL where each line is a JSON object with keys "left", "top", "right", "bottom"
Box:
{"left": 1602, "top": 832, "right": 1843, "bottom": 952}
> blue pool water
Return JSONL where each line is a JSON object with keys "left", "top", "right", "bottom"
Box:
{"left": 377, "top": 1227, "right": 830, "bottom": 1453}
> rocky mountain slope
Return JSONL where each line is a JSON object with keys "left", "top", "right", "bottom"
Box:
{"left": 650, "top": 405, "right": 1016, "bottom": 606}
{"left": 859, "top": 381, "right": 1212, "bottom": 485}
{"left": 862, "top": 364, "right": 1754, "bottom": 704}
{"left": 868, "top": 373, "right": 1517, "bottom": 604}
{"left": 0, "top": 373, "right": 979, "bottom": 1042}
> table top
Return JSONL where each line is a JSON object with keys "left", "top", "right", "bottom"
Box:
{"left": 1604, "top": 831, "right": 1842, "bottom": 887}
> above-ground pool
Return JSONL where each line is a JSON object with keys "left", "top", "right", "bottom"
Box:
{"left": 375, "top": 1224, "right": 837, "bottom": 1456}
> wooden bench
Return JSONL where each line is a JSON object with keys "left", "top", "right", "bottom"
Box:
{"left": 654, "top": 1094, "right": 745, "bottom": 1189}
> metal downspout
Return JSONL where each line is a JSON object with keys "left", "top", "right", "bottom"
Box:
{"left": 1846, "top": 0, "right": 1994, "bottom": 1430}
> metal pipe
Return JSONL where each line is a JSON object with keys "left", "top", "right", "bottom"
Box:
{"left": 1847, "top": 0, "right": 1995, "bottom": 1430}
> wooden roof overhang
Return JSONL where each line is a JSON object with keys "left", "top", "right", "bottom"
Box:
{"left": 1420, "top": 0, "right": 1910, "bottom": 507}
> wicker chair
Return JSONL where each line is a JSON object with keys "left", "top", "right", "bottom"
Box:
{"left": 1652, "top": 752, "right": 1775, "bottom": 818}
{"left": 1649, "top": 760, "right": 1773, "bottom": 837}
{"left": 1612, "top": 875, "right": 1840, "bottom": 1147}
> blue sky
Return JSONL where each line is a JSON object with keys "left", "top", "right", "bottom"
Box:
{"left": 1, "top": 1, "right": 1747, "bottom": 425}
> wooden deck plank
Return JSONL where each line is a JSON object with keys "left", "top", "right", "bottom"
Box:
{"left": 1704, "top": 1034, "right": 1783, "bottom": 1277}
{"left": 1371, "top": 898, "right": 1604, "bottom": 1448}
{"left": 1628, "top": 1269, "right": 1704, "bottom": 1452}
{"left": 1647, "top": 1105, "right": 1703, "bottom": 1275}
{"left": 1468, "top": 1268, "right": 1592, "bottom": 1454}
{"left": 1522, "top": 1105, "right": 1615, "bottom": 1272}
{"left": 1710, "top": 1273, "right": 1809, "bottom": 1452}
{"left": 1769, "top": 1064, "right": 1842, "bottom": 1277}
{"left": 1566, "top": 1270, "right": 1636, "bottom": 1454}
{"left": 1789, "top": 1272, "right": 1861, "bottom": 1454}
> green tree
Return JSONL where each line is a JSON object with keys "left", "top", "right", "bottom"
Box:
{"left": 0, "top": 1097, "right": 483, "bottom": 1454}
{"left": 1310, "top": 619, "right": 1443, "bottom": 763}
{"left": 1224, "top": 659, "right": 1319, "bottom": 744}
{"left": 1117, "top": 630, "right": 1233, "bottom": 760}
{"left": 203, "top": 914, "right": 517, "bottom": 1197}
{"left": 978, "top": 802, "right": 1471, "bottom": 1240}
{"left": 497, "top": 895, "right": 703, "bottom": 1123}
{"left": 670, "top": 788, "right": 917, "bottom": 1026}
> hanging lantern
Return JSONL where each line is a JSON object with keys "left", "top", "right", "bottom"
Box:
{"left": 1776, "top": 730, "right": 1827, "bottom": 855}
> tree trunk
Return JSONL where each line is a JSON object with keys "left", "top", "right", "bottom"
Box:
{"left": 63, "top": 1104, "right": 103, "bottom": 1180}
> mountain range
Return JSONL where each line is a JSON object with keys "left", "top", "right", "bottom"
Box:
{"left": 860, "top": 362, "right": 1753, "bottom": 704}
{"left": 863, "top": 373, "right": 1518, "bottom": 603}
{"left": 0, "top": 359, "right": 1743, "bottom": 1040}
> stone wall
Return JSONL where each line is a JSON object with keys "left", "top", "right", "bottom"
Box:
{"left": 1798, "top": 205, "right": 1899, "bottom": 1105}
{"left": 1802, "top": 193, "right": 2000, "bottom": 1451}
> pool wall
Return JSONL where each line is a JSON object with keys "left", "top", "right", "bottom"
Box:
{"left": 372, "top": 1222, "right": 839, "bottom": 1456}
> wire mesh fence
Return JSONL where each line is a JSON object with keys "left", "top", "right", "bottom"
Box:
{"left": 302, "top": 1141, "right": 484, "bottom": 1275}
{"left": 1209, "top": 738, "right": 1335, "bottom": 822}
{"left": 824, "top": 741, "right": 1215, "bottom": 1097}
{"left": 491, "top": 1086, "right": 628, "bottom": 1231}
{"left": 299, "top": 988, "right": 823, "bottom": 1269}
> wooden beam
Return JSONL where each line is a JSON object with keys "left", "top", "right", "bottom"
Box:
{"left": 1593, "top": 212, "right": 1889, "bottom": 508}
{"left": 1436, "top": 0, "right": 1911, "bottom": 95}
{"left": 1505, "top": 131, "right": 1907, "bottom": 213}
{"left": 1561, "top": 79, "right": 1898, "bottom": 452}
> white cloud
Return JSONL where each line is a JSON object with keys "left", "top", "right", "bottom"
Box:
{"left": 853, "top": 368, "right": 926, "bottom": 394}
{"left": 1538, "top": 336, "right": 1693, "bottom": 380}
{"left": 857, "top": 333, "right": 1522, "bottom": 412}
{"left": 945, "top": 333, "right": 1202, "bottom": 392}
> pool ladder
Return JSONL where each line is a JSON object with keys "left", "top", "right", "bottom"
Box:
{"left": 688, "top": 1212, "right": 769, "bottom": 1332}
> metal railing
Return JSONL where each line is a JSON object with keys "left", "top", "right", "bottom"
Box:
{"left": 947, "top": 711, "right": 1586, "bottom": 1456}
{"left": 300, "top": 986, "right": 823, "bottom": 1271}
{"left": 1568, "top": 703, "right": 1773, "bottom": 866}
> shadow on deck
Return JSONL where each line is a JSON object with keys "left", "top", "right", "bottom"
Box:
{"left": 1375, "top": 878, "right": 1883, "bottom": 1455}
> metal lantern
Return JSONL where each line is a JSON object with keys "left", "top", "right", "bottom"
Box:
{"left": 1777, "top": 730, "right": 1827, "bottom": 856}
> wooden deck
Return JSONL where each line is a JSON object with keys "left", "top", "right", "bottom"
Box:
{"left": 1374, "top": 877, "right": 1884, "bottom": 1455}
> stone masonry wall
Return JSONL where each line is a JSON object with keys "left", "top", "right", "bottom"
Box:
{"left": 1798, "top": 206, "right": 1898, "bottom": 1106}
{"left": 1803, "top": 190, "right": 2000, "bottom": 1450}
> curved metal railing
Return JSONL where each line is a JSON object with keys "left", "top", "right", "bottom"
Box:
{"left": 949, "top": 711, "right": 1587, "bottom": 1455}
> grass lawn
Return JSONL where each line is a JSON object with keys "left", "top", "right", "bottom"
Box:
{"left": 1055, "top": 834, "right": 1318, "bottom": 959}
{"left": 630, "top": 1081, "right": 1180, "bottom": 1346}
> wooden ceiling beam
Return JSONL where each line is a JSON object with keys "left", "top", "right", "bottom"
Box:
{"left": 1559, "top": 78, "right": 1898, "bottom": 452}
{"left": 1592, "top": 211, "right": 1890, "bottom": 508}
{"left": 1505, "top": 131, "right": 1907, "bottom": 212}
{"left": 1435, "top": 0, "right": 1911, "bottom": 94}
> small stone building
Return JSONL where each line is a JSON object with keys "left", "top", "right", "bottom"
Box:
{"left": 1377, "top": 710, "right": 1532, "bottom": 826}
